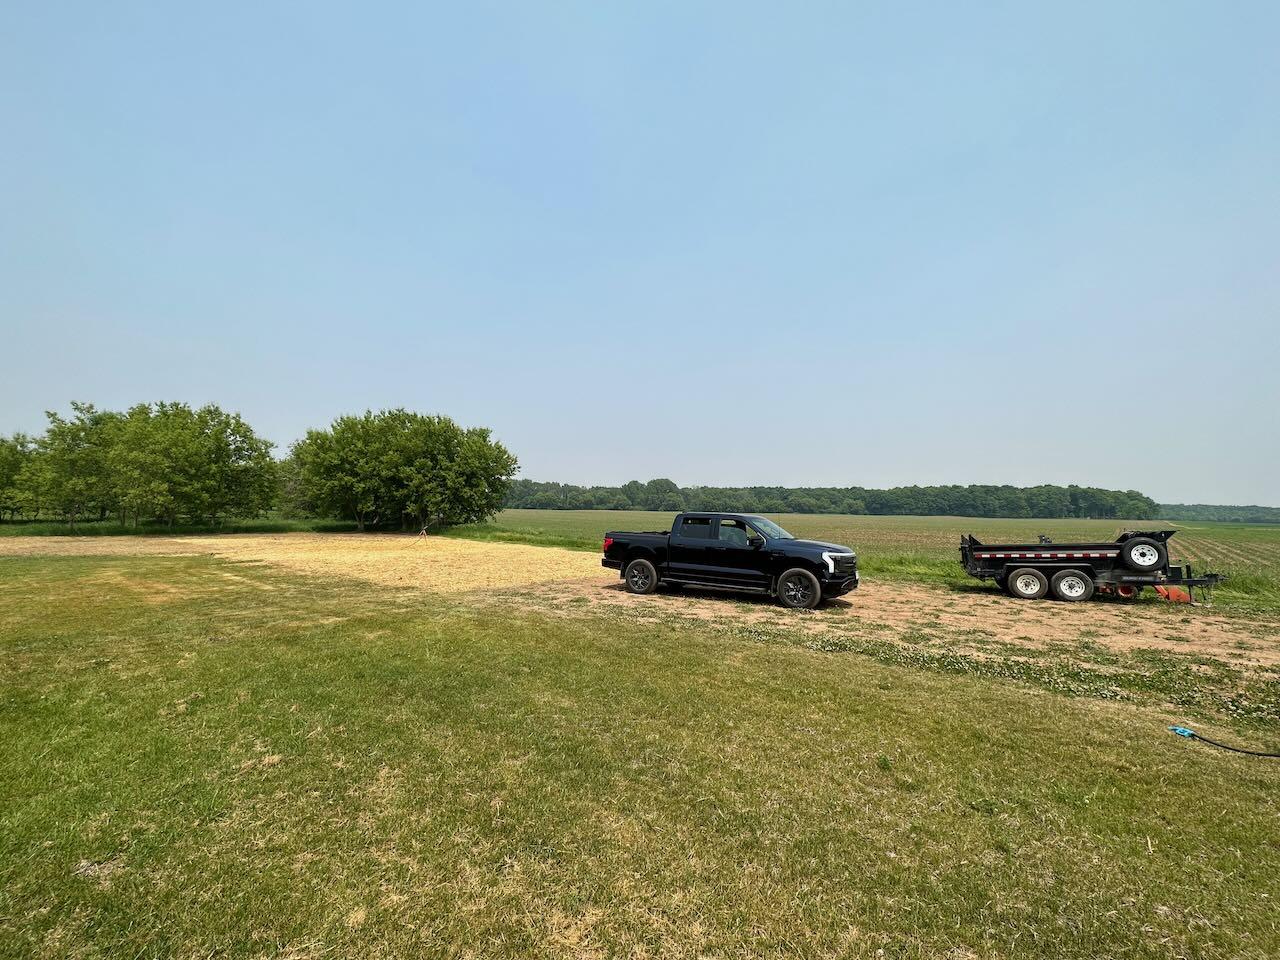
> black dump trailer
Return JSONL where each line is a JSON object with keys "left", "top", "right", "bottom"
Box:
{"left": 959, "top": 529, "right": 1224, "bottom": 602}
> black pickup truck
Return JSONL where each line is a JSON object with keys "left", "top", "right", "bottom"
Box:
{"left": 602, "top": 512, "right": 858, "bottom": 609}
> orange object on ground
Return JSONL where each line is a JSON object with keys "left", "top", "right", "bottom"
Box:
{"left": 1154, "top": 585, "right": 1192, "bottom": 603}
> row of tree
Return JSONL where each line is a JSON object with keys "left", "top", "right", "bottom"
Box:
{"left": 504, "top": 478, "right": 1162, "bottom": 519}
{"left": 1158, "top": 503, "right": 1280, "bottom": 523}
{"left": 0, "top": 404, "right": 519, "bottom": 530}
{"left": 15, "top": 402, "right": 1252, "bottom": 527}
{"left": 0, "top": 402, "right": 276, "bottom": 527}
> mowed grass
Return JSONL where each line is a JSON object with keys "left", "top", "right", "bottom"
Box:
{"left": 3, "top": 554, "right": 1280, "bottom": 958}
{"left": 448, "top": 510, "right": 1280, "bottom": 609}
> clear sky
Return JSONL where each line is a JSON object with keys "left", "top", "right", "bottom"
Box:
{"left": 3, "top": 2, "right": 1277, "bottom": 505}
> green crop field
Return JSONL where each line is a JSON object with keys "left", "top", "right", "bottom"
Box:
{"left": 448, "top": 510, "right": 1280, "bottom": 610}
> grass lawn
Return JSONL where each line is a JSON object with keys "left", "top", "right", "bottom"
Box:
{"left": 3, "top": 552, "right": 1279, "bottom": 958}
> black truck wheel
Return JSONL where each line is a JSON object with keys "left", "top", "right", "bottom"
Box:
{"left": 1121, "top": 537, "right": 1166, "bottom": 572}
{"left": 1050, "top": 569, "right": 1095, "bottom": 602}
{"left": 624, "top": 558, "right": 658, "bottom": 595}
{"left": 1007, "top": 567, "right": 1049, "bottom": 600}
{"left": 777, "top": 568, "right": 821, "bottom": 609}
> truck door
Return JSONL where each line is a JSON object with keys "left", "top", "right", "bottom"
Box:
{"left": 668, "top": 516, "right": 719, "bottom": 581}
{"left": 711, "top": 517, "right": 771, "bottom": 589}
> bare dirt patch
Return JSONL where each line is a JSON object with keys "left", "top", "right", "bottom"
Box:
{"left": 0, "top": 533, "right": 602, "bottom": 594}
{"left": 504, "top": 575, "right": 1280, "bottom": 670}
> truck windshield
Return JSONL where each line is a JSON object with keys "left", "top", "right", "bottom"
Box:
{"left": 750, "top": 517, "right": 794, "bottom": 540}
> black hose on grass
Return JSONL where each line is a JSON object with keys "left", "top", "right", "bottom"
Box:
{"left": 1169, "top": 726, "right": 1280, "bottom": 758}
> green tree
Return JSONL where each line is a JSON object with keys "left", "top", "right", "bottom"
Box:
{"left": 39, "top": 403, "right": 120, "bottom": 528}
{"left": 0, "top": 434, "right": 34, "bottom": 520}
{"left": 394, "top": 414, "right": 518, "bottom": 531}
{"left": 13, "top": 456, "right": 53, "bottom": 520}
{"left": 107, "top": 402, "right": 276, "bottom": 526}
{"left": 620, "top": 480, "right": 645, "bottom": 508}
{"left": 641, "top": 478, "right": 682, "bottom": 510}
{"left": 293, "top": 413, "right": 390, "bottom": 530}
{"left": 294, "top": 410, "right": 516, "bottom": 532}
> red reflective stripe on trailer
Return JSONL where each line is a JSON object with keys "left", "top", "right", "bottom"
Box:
{"left": 974, "top": 549, "right": 1120, "bottom": 560}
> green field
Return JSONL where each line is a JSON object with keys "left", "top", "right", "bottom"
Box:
{"left": 449, "top": 509, "right": 1280, "bottom": 609}
{"left": 3, "top": 548, "right": 1279, "bottom": 959}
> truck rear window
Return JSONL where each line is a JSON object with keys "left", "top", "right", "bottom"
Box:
{"left": 677, "top": 518, "right": 713, "bottom": 539}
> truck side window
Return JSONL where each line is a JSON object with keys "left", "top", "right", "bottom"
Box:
{"left": 677, "top": 517, "right": 713, "bottom": 539}
{"left": 717, "top": 518, "right": 752, "bottom": 546}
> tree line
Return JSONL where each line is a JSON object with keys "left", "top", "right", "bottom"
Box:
{"left": 12, "top": 402, "right": 1265, "bottom": 528}
{"left": 505, "top": 478, "right": 1162, "bottom": 519}
{"left": 1158, "top": 503, "right": 1280, "bottom": 524}
{"left": 0, "top": 404, "right": 518, "bottom": 530}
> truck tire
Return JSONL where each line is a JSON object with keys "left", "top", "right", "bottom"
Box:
{"left": 1121, "top": 537, "right": 1166, "bottom": 572}
{"left": 1007, "top": 567, "right": 1049, "bottom": 600}
{"left": 777, "top": 568, "right": 822, "bottom": 610}
{"left": 624, "top": 558, "right": 659, "bottom": 595}
{"left": 1050, "top": 569, "right": 1095, "bottom": 602}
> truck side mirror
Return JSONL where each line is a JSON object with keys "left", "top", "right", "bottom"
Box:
{"left": 747, "top": 535, "right": 765, "bottom": 548}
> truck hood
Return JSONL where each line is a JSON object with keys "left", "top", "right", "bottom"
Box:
{"left": 781, "top": 539, "right": 855, "bottom": 555}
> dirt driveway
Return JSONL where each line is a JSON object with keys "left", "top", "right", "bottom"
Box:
{"left": 4, "top": 532, "right": 1276, "bottom": 669}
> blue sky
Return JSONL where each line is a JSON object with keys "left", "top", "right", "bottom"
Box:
{"left": 2, "top": 2, "right": 1277, "bottom": 504}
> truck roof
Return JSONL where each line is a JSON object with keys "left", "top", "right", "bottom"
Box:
{"left": 677, "top": 511, "right": 767, "bottom": 521}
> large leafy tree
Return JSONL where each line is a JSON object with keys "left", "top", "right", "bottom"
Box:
{"left": 0, "top": 434, "right": 34, "bottom": 520}
{"left": 293, "top": 410, "right": 517, "bottom": 531}
{"left": 39, "top": 403, "right": 120, "bottom": 528}
{"left": 108, "top": 403, "right": 276, "bottom": 525}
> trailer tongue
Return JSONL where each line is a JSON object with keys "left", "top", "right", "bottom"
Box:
{"left": 959, "top": 529, "right": 1224, "bottom": 602}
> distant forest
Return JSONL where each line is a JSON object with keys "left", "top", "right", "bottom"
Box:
{"left": 1158, "top": 503, "right": 1280, "bottom": 523}
{"left": 505, "top": 479, "right": 1160, "bottom": 520}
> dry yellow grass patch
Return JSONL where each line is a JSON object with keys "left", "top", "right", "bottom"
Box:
{"left": 0, "top": 533, "right": 608, "bottom": 594}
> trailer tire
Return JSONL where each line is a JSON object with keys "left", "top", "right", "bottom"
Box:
{"left": 1121, "top": 537, "right": 1167, "bottom": 572}
{"left": 777, "top": 568, "right": 822, "bottom": 610}
{"left": 623, "top": 558, "right": 659, "bottom": 595}
{"left": 1007, "top": 568, "right": 1049, "bottom": 600}
{"left": 1050, "top": 569, "right": 1095, "bottom": 602}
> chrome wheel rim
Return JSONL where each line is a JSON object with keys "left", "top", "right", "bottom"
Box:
{"left": 1015, "top": 575, "right": 1041, "bottom": 596}
{"left": 628, "top": 565, "right": 651, "bottom": 590}
{"left": 1059, "top": 576, "right": 1087, "bottom": 598}
{"left": 1131, "top": 544, "right": 1160, "bottom": 567}
{"left": 783, "top": 575, "right": 813, "bottom": 606}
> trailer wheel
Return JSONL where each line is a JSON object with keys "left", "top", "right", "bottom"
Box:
{"left": 1050, "top": 569, "right": 1095, "bottom": 602}
{"left": 1007, "top": 567, "right": 1049, "bottom": 600}
{"left": 1121, "top": 537, "right": 1167, "bottom": 572}
{"left": 624, "top": 558, "right": 659, "bottom": 595}
{"left": 777, "top": 568, "right": 822, "bottom": 610}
